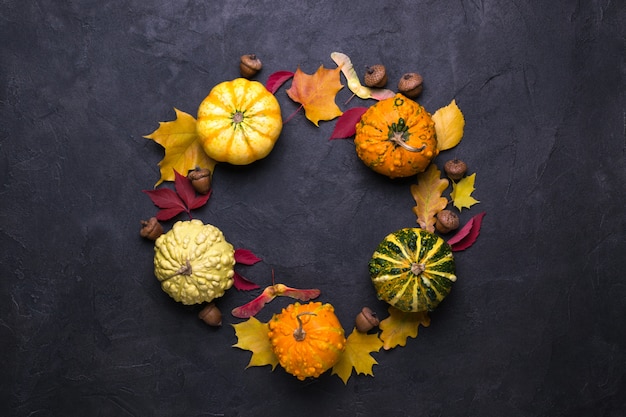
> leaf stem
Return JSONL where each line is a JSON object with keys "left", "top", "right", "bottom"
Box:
{"left": 284, "top": 105, "right": 303, "bottom": 124}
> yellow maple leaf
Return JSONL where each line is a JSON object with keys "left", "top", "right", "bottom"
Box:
{"left": 451, "top": 173, "right": 479, "bottom": 211}
{"left": 144, "top": 108, "right": 217, "bottom": 187}
{"left": 379, "top": 306, "right": 430, "bottom": 350}
{"left": 232, "top": 317, "right": 278, "bottom": 370}
{"left": 286, "top": 65, "right": 343, "bottom": 126}
{"left": 411, "top": 164, "right": 449, "bottom": 232}
{"left": 432, "top": 99, "right": 465, "bottom": 151}
{"left": 332, "top": 328, "right": 383, "bottom": 384}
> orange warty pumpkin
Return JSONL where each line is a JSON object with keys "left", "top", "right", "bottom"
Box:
{"left": 268, "top": 302, "right": 346, "bottom": 380}
{"left": 354, "top": 94, "right": 438, "bottom": 178}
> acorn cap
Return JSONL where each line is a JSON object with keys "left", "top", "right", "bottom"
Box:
{"left": 398, "top": 72, "right": 423, "bottom": 98}
{"left": 364, "top": 65, "right": 388, "bottom": 88}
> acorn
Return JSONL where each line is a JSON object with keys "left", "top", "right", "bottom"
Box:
{"left": 198, "top": 303, "right": 222, "bottom": 326}
{"left": 364, "top": 65, "right": 388, "bottom": 88}
{"left": 355, "top": 307, "right": 380, "bottom": 333}
{"left": 397, "top": 72, "right": 423, "bottom": 98}
{"left": 435, "top": 210, "right": 460, "bottom": 234}
{"left": 239, "top": 54, "right": 262, "bottom": 78}
{"left": 140, "top": 217, "right": 163, "bottom": 240}
{"left": 444, "top": 159, "right": 468, "bottom": 181}
{"left": 187, "top": 167, "right": 212, "bottom": 194}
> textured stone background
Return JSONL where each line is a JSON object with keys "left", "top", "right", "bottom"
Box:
{"left": 2, "top": 1, "right": 625, "bottom": 416}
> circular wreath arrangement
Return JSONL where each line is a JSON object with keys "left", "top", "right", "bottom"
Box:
{"left": 140, "top": 52, "right": 485, "bottom": 384}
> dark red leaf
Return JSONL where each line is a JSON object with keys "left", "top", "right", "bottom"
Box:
{"left": 448, "top": 212, "right": 486, "bottom": 251}
{"left": 234, "top": 248, "right": 262, "bottom": 265}
{"left": 329, "top": 107, "right": 368, "bottom": 140}
{"left": 142, "top": 188, "right": 186, "bottom": 210}
{"left": 233, "top": 271, "right": 261, "bottom": 291}
{"left": 188, "top": 189, "right": 212, "bottom": 210}
{"left": 174, "top": 170, "right": 196, "bottom": 209}
{"left": 266, "top": 71, "right": 294, "bottom": 94}
{"left": 155, "top": 207, "right": 186, "bottom": 221}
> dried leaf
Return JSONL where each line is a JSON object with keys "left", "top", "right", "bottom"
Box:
{"left": 379, "top": 306, "right": 430, "bottom": 350}
{"left": 144, "top": 108, "right": 217, "bottom": 187}
{"left": 286, "top": 65, "right": 344, "bottom": 126}
{"left": 232, "top": 317, "right": 278, "bottom": 369}
{"left": 329, "top": 107, "right": 368, "bottom": 140}
{"left": 233, "top": 272, "right": 261, "bottom": 291}
{"left": 234, "top": 249, "right": 262, "bottom": 265}
{"left": 265, "top": 71, "right": 294, "bottom": 94}
{"left": 432, "top": 100, "right": 465, "bottom": 151}
{"left": 410, "top": 164, "right": 449, "bottom": 232}
{"left": 450, "top": 173, "right": 479, "bottom": 211}
{"left": 448, "top": 212, "right": 486, "bottom": 251}
{"left": 332, "top": 328, "right": 383, "bottom": 384}
{"left": 231, "top": 283, "right": 321, "bottom": 318}
{"left": 330, "top": 52, "right": 395, "bottom": 101}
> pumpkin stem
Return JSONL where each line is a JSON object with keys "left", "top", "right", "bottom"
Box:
{"left": 177, "top": 260, "right": 193, "bottom": 276}
{"left": 232, "top": 111, "right": 244, "bottom": 124}
{"left": 388, "top": 118, "right": 426, "bottom": 153}
{"left": 293, "top": 312, "right": 317, "bottom": 341}
{"left": 411, "top": 262, "right": 426, "bottom": 275}
{"left": 390, "top": 133, "right": 426, "bottom": 153}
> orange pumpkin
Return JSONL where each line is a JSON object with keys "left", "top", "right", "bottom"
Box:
{"left": 197, "top": 78, "right": 282, "bottom": 165}
{"left": 268, "top": 302, "right": 346, "bottom": 380}
{"left": 354, "top": 94, "right": 438, "bottom": 178}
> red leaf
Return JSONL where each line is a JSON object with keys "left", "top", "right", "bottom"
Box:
{"left": 329, "top": 107, "right": 368, "bottom": 140}
{"left": 155, "top": 207, "right": 186, "bottom": 221}
{"left": 448, "top": 212, "right": 486, "bottom": 251}
{"left": 174, "top": 170, "right": 196, "bottom": 209}
{"left": 234, "top": 248, "right": 262, "bottom": 265}
{"left": 142, "top": 188, "right": 186, "bottom": 210}
{"left": 233, "top": 271, "right": 261, "bottom": 291}
{"left": 188, "top": 189, "right": 212, "bottom": 210}
{"left": 265, "top": 71, "right": 294, "bottom": 94}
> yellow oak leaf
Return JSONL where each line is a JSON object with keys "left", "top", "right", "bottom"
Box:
{"left": 379, "top": 306, "right": 430, "bottom": 350}
{"left": 432, "top": 99, "right": 465, "bottom": 151}
{"left": 286, "top": 65, "right": 343, "bottom": 126}
{"left": 332, "top": 328, "right": 383, "bottom": 384}
{"left": 451, "top": 173, "right": 479, "bottom": 211}
{"left": 232, "top": 316, "right": 278, "bottom": 370}
{"left": 330, "top": 52, "right": 395, "bottom": 101}
{"left": 411, "top": 164, "right": 449, "bottom": 232}
{"left": 144, "top": 108, "right": 217, "bottom": 187}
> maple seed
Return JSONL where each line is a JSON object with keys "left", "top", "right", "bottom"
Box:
{"left": 444, "top": 159, "right": 468, "bottom": 181}
{"left": 239, "top": 54, "right": 262, "bottom": 78}
{"left": 435, "top": 209, "right": 460, "bottom": 234}
{"left": 198, "top": 302, "right": 222, "bottom": 326}
{"left": 397, "top": 72, "right": 423, "bottom": 98}
{"left": 355, "top": 307, "right": 380, "bottom": 333}
{"left": 364, "top": 64, "right": 388, "bottom": 88}
{"left": 140, "top": 217, "right": 163, "bottom": 240}
{"left": 187, "top": 167, "right": 212, "bottom": 194}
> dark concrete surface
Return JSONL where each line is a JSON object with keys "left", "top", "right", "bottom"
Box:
{"left": 2, "top": 1, "right": 625, "bottom": 416}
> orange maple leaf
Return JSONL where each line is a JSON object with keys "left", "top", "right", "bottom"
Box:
{"left": 410, "top": 164, "right": 449, "bottom": 232}
{"left": 144, "top": 108, "right": 217, "bottom": 187}
{"left": 286, "top": 65, "right": 343, "bottom": 126}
